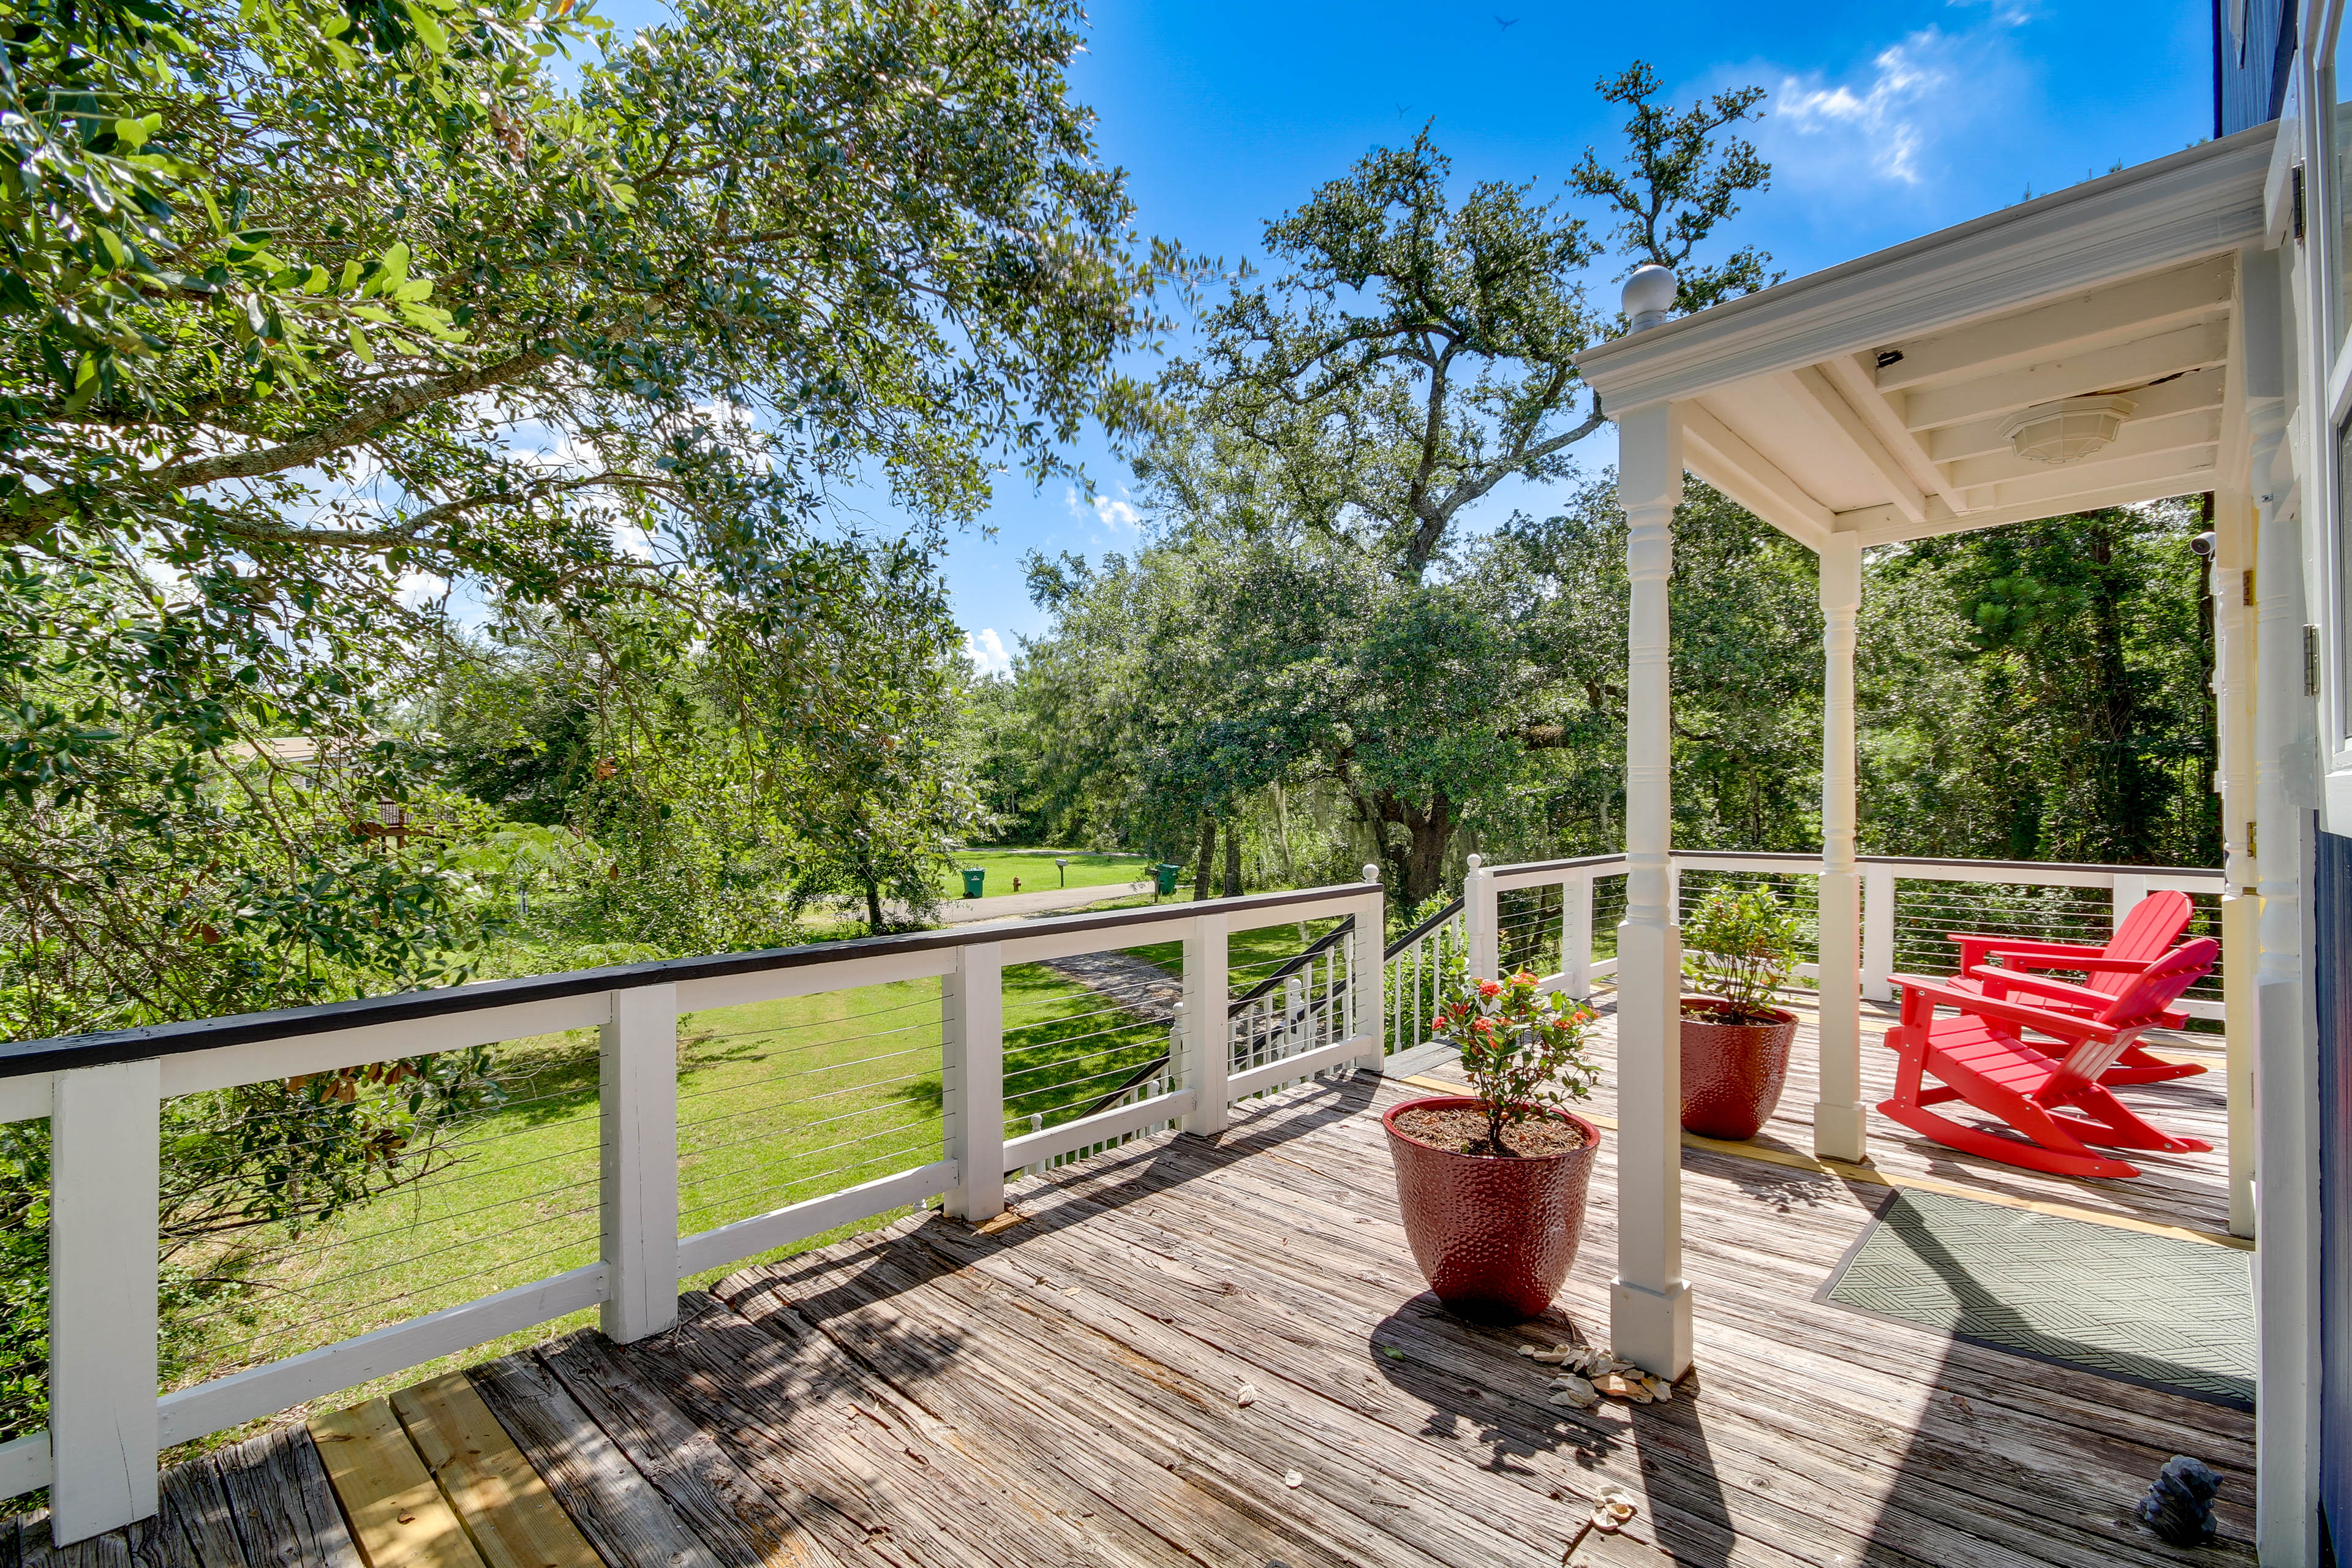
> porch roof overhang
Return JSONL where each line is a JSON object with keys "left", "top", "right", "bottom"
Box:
{"left": 1572, "top": 122, "right": 2282, "bottom": 549}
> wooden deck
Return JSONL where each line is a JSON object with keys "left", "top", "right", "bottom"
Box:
{"left": 7, "top": 1011, "right": 2254, "bottom": 1568}
{"left": 1408, "top": 992, "right": 2240, "bottom": 1241}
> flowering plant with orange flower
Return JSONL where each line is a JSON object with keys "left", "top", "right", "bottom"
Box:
{"left": 1430, "top": 971, "right": 1599, "bottom": 1154}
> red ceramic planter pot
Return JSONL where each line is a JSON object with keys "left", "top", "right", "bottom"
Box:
{"left": 1678, "top": 998, "right": 1798, "bottom": 1140}
{"left": 1381, "top": 1095, "right": 1602, "bottom": 1324}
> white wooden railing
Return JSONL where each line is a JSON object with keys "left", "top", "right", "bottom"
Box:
{"left": 1453, "top": 849, "right": 2230, "bottom": 1023}
{"left": 0, "top": 874, "right": 1384, "bottom": 1541}
{"left": 0, "top": 845, "right": 2236, "bottom": 1539}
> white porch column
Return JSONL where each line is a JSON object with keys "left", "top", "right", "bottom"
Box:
{"left": 2243, "top": 237, "right": 2320, "bottom": 1567}
{"left": 1813, "top": 532, "right": 1868, "bottom": 1163}
{"left": 1610, "top": 397, "right": 1693, "bottom": 1381}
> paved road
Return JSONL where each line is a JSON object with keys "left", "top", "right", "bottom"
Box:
{"left": 934, "top": 880, "right": 1163, "bottom": 925}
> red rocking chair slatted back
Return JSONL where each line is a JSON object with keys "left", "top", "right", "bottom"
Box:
{"left": 1945, "top": 888, "right": 2204, "bottom": 1086}
{"left": 1878, "top": 935, "right": 2220, "bottom": 1180}
{"left": 2043, "top": 936, "right": 2223, "bottom": 1091}
{"left": 2092, "top": 890, "right": 2196, "bottom": 998}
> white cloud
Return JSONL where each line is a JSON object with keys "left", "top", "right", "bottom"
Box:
{"left": 964, "top": 627, "right": 1012, "bottom": 677}
{"left": 1947, "top": 0, "right": 2034, "bottom": 24}
{"left": 1774, "top": 36, "right": 1949, "bottom": 187}
{"left": 1065, "top": 483, "right": 1140, "bottom": 531}
{"left": 396, "top": 570, "right": 450, "bottom": 608}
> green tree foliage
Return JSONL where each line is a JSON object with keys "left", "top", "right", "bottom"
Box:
{"left": 991, "top": 479, "right": 2221, "bottom": 895}
{"left": 1861, "top": 502, "right": 2218, "bottom": 867}
{"left": 0, "top": 0, "right": 1167, "bottom": 1446}
{"left": 4, "top": 0, "right": 1178, "bottom": 1028}
{"left": 1097, "top": 68, "right": 1773, "bottom": 895}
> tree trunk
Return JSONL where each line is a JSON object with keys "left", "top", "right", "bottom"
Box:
{"left": 1223, "top": 821, "right": 1242, "bottom": 897}
{"left": 859, "top": 851, "right": 885, "bottom": 932}
{"left": 1194, "top": 816, "right": 1216, "bottom": 902}
{"left": 1363, "top": 788, "right": 1454, "bottom": 907}
{"left": 2086, "top": 519, "right": 2157, "bottom": 861}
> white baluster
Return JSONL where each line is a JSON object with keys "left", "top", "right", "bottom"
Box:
{"left": 50, "top": 1057, "right": 162, "bottom": 1540}
{"left": 1181, "top": 912, "right": 1230, "bottom": 1136}
{"left": 601, "top": 982, "right": 679, "bottom": 1343}
{"left": 943, "top": 941, "right": 1006, "bottom": 1221}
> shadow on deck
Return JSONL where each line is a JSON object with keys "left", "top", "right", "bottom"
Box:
{"left": 7, "top": 1063, "right": 2254, "bottom": 1568}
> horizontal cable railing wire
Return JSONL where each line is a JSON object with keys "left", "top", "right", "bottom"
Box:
{"left": 674, "top": 978, "right": 948, "bottom": 1238}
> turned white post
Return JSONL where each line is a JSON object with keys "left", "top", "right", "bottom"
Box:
{"left": 1814, "top": 532, "right": 1869, "bottom": 1163}
{"left": 942, "top": 941, "right": 1007, "bottom": 1220}
{"left": 1181, "top": 912, "right": 1231, "bottom": 1134}
{"left": 49, "top": 1057, "right": 162, "bottom": 1540}
{"left": 601, "top": 982, "right": 680, "bottom": 1342}
{"left": 1354, "top": 864, "right": 1387, "bottom": 1072}
{"left": 1609, "top": 385, "right": 1694, "bottom": 1382}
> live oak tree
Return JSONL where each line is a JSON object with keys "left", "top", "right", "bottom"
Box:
{"left": 0, "top": 0, "right": 1171, "bottom": 1445}
{"left": 1126, "top": 66, "right": 1774, "bottom": 898}
{"left": 1, "top": 0, "right": 1182, "bottom": 1032}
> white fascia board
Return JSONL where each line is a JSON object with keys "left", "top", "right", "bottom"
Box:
{"left": 1577, "top": 123, "right": 2273, "bottom": 414}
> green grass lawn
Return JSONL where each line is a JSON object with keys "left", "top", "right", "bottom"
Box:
{"left": 944, "top": 846, "right": 1164, "bottom": 899}
{"left": 157, "top": 954, "right": 1184, "bottom": 1458}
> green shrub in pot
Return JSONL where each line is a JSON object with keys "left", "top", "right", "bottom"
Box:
{"left": 1679, "top": 886, "right": 1802, "bottom": 1023}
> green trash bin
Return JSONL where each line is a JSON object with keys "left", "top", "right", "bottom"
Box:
{"left": 1152, "top": 863, "right": 1181, "bottom": 897}
{"left": 962, "top": 868, "right": 986, "bottom": 899}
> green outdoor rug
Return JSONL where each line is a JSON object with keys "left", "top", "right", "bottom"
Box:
{"left": 1818, "top": 1189, "right": 2255, "bottom": 1408}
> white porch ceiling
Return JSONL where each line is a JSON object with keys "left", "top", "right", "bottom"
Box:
{"left": 1572, "top": 124, "right": 2277, "bottom": 550}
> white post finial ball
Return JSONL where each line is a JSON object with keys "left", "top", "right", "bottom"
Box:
{"left": 1623, "top": 264, "right": 1678, "bottom": 331}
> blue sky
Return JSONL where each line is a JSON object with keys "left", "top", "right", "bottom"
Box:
{"left": 601, "top": 1, "right": 2215, "bottom": 671}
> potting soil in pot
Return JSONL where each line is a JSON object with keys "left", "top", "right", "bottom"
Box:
{"left": 1391, "top": 1106, "right": 1588, "bottom": 1157}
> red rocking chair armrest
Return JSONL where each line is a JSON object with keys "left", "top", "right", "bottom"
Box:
{"left": 1888, "top": 973, "right": 2109, "bottom": 1042}
{"left": 1973, "top": 948, "right": 2163, "bottom": 974}
{"left": 1964, "top": 965, "right": 2117, "bottom": 1009}
{"left": 1948, "top": 934, "right": 2109, "bottom": 963}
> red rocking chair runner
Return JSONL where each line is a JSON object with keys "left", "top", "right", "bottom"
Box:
{"left": 1943, "top": 889, "right": 2206, "bottom": 1085}
{"left": 1879, "top": 937, "right": 2219, "bottom": 1180}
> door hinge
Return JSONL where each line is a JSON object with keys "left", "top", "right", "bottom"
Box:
{"left": 2294, "top": 163, "right": 2308, "bottom": 241}
{"left": 2243, "top": 568, "right": 2256, "bottom": 606}
{"left": 2307, "top": 624, "right": 2322, "bottom": 696}
{"left": 2248, "top": 821, "right": 2259, "bottom": 857}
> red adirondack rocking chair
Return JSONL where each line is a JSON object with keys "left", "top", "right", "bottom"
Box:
{"left": 1943, "top": 888, "right": 2206, "bottom": 1085}
{"left": 1879, "top": 937, "right": 2218, "bottom": 1180}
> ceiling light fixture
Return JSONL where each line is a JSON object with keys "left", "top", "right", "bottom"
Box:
{"left": 1998, "top": 395, "right": 2137, "bottom": 466}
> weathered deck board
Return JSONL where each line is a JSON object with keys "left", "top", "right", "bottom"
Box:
{"left": 12, "top": 1066, "right": 2255, "bottom": 1568}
